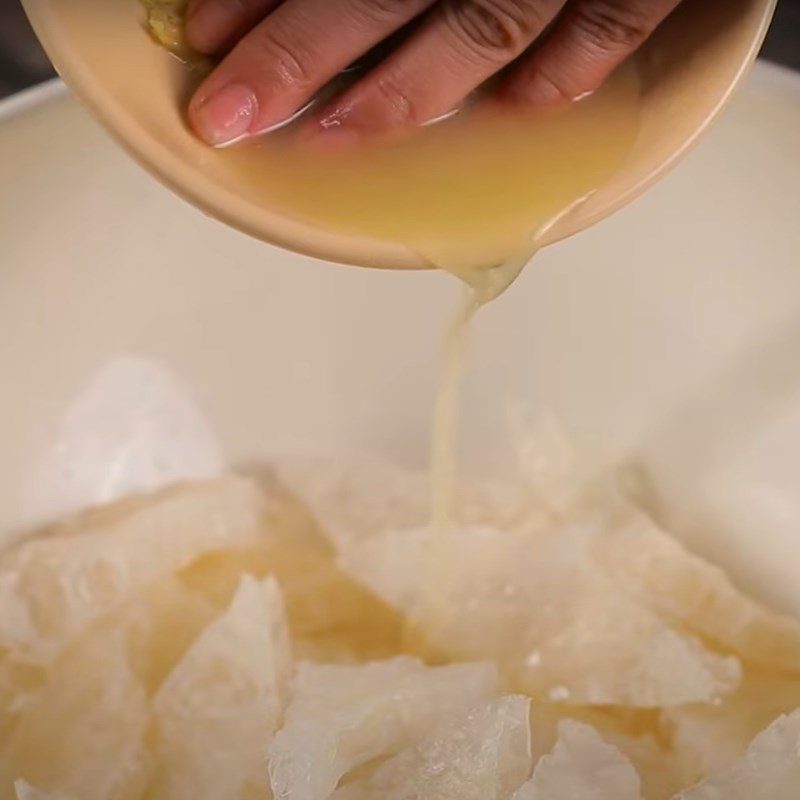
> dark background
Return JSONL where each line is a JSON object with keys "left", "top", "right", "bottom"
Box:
{"left": 1, "top": 0, "right": 798, "bottom": 100}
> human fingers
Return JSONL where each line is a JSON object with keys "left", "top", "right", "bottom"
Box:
{"left": 188, "top": 0, "right": 435, "bottom": 145}
{"left": 501, "top": 0, "right": 681, "bottom": 105}
{"left": 309, "top": 0, "right": 568, "bottom": 145}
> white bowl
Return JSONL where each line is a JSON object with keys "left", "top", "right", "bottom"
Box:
{"left": 1, "top": 65, "right": 800, "bottom": 618}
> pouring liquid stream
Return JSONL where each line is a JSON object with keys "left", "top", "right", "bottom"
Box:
{"left": 410, "top": 86, "right": 642, "bottom": 651}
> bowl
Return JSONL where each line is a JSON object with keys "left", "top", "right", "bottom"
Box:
{"left": 1, "top": 63, "right": 800, "bottom": 616}
{"left": 21, "top": 0, "right": 776, "bottom": 269}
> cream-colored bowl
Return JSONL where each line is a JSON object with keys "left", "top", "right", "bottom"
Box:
{"left": 22, "top": 0, "right": 775, "bottom": 268}
{"left": 1, "top": 63, "right": 800, "bottom": 616}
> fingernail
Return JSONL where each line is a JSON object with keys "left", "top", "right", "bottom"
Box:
{"left": 190, "top": 84, "right": 258, "bottom": 146}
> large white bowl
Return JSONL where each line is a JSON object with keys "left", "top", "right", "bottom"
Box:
{"left": 1, "top": 64, "right": 800, "bottom": 619}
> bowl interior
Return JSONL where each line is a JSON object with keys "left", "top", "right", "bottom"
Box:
{"left": 1, "top": 64, "right": 800, "bottom": 618}
{"left": 22, "top": 0, "right": 775, "bottom": 267}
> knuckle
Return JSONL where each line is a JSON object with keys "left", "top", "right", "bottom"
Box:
{"left": 352, "top": 0, "right": 423, "bottom": 27}
{"left": 571, "top": 1, "right": 653, "bottom": 53}
{"left": 523, "top": 64, "right": 578, "bottom": 104}
{"left": 251, "top": 26, "right": 315, "bottom": 89}
{"left": 443, "top": 0, "right": 543, "bottom": 62}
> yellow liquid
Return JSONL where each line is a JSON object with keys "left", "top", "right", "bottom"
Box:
{"left": 146, "top": 0, "right": 640, "bottom": 284}
{"left": 217, "top": 66, "right": 641, "bottom": 292}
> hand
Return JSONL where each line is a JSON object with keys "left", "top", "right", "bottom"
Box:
{"left": 185, "top": 0, "right": 682, "bottom": 147}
